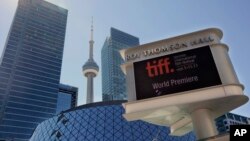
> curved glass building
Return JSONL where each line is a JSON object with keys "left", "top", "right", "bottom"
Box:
{"left": 30, "top": 101, "right": 195, "bottom": 141}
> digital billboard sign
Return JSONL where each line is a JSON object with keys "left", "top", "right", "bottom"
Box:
{"left": 133, "top": 46, "right": 222, "bottom": 100}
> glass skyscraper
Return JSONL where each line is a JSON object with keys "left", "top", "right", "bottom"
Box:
{"left": 0, "top": 0, "right": 67, "bottom": 140}
{"left": 56, "top": 84, "right": 78, "bottom": 114}
{"left": 215, "top": 113, "right": 250, "bottom": 134}
{"left": 101, "top": 28, "right": 139, "bottom": 101}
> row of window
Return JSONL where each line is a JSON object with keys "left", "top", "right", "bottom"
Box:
{"left": 22, "top": 45, "right": 62, "bottom": 60}
{"left": 0, "top": 89, "right": 6, "bottom": 95}
{"left": 7, "top": 101, "right": 55, "bottom": 114}
{"left": 4, "top": 48, "right": 17, "bottom": 56}
{"left": 4, "top": 113, "right": 47, "bottom": 124}
{"left": 24, "top": 25, "right": 64, "bottom": 43}
{"left": 4, "top": 52, "right": 16, "bottom": 60}
{"left": 5, "top": 107, "right": 54, "bottom": 119}
{"left": 13, "top": 14, "right": 25, "bottom": 25}
{"left": 30, "top": 6, "right": 67, "bottom": 27}
{"left": 12, "top": 80, "right": 58, "bottom": 93}
{"left": 27, "top": 15, "right": 66, "bottom": 37}
{"left": 9, "top": 31, "right": 22, "bottom": 40}
{"left": 2, "top": 119, "right": 38, "bottom": 129}
{"left": 0, "top": 71, "right": 10, "bottom": 78}
{"left": 5, "top": 44, "right": 18, "bottom": 52}
{"left": 0, "top": 76, "right": 8, "bottom": 84}
{"left": 28, "top": 15, "right": 66, "bottom": 36}
{"left": 11, "top": 85, "right": 57, "bottom": 99}
{"left": 10, "top": 90, "right": 57, "bottom": 104}
{"left": 26, "top": 19, "right": 65, "bottom": 40}
{"left": 14, "top": 75, "right": 58, "bottom": 90}
{"left": 25, "top": 36, "right": 62, "bottom": 51}
{"left": 15, "top": 70, "right": 59, "bottom": 84}
{"left": 20, "top": 46, "right": 62, "bottom": 64}
{"left": 24, "top": 36, "right": 63, "bottom": 51}
{"left": 2, "top": 57, "right": 14, "bottom": 65}
{"left": 17, "top": 54, "right": 60, "bottom": 71}
{"left": 17, "top": 60, "right": 60, "bottom": 76}
{"left": 32, "top": 5, "right": 67, "bottom": 21}
{"left": 0, "top": 125, "right": 34, "bottom": 135}
{"left": 8, "top": 35, "right": 20, "bottom": 43}
{"left": 24, "top": 33, "right": 63, "bottom": 49}
{"left": 22, "top": 42, "right": 62, "bottom": 60}
{"left": 0, "top": 83, "right": 7, "bottom": 89}
{"left": 15, "top": 65, "right": 60, "bottom": 80}
{"left": 0, "top": 131, "right": 31, "bottom": 139}
{"left": 111, "top": 33, "right": 139, "bottom": 46}
{"left": 28, "top": 12, "right": 64, "bottom": 29}
{"left": 23, "top": 39, "right": 63, "bottom": 56}
{"left": 1, "top": 62, "right": 13, "bottom": 69}
{"left": 7, "top": 40, "right": 18, "bottom": 46}
{"left": 9, "top": 94, "right": 56, "bottom": 108}
{"left": 24, "top": 28, "right": 64, "bottom": 48}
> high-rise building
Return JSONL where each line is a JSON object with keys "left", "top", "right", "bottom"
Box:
{"left": 82, "top": 19, "right": 99, "bottom": 104}
{"left": 56, "top": 83, "right": 78, "bottom": 114}
{"left": 101, "top": 28, "right": 139, "bottom": 101}
{"left": 0, "top": 0, "right": 67, "bottom": 140}
{"left": 215, "top": 112, "right": 250, "bottom": 134}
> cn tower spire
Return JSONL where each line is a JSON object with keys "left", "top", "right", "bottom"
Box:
{"left": 90, "top": 17, "right": 93, "bottom": 41}
{"left": 82, "top": 17, "right": 99, "bottom": 104}
{"left": 89, "top": 17, "right": 94, "bottom": 60}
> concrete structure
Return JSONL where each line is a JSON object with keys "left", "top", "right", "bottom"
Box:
{"left": 30, "top": 101, "right": 195, "bottom": 141}
{"left": 101, "top": 28, "right": 139, "bottom": 101}
{"left": 82, "top": 19, "right": 99, "bottom": 104}
{"left": 120, "top": 28, "right": 249, "bottom": 140}
{"left": 0, "top": 0, "right": 67, "bottom": 140}
{"left": 56, "top": 83, "right": 78, "bottom": 114}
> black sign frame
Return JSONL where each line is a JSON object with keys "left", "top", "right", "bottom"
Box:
{"left": 133, "top": 46, "right": 222, "bottom": 100}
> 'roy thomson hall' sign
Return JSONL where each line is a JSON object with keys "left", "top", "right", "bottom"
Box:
{"left": 120, "top": 28, "right": 249, "bottom": 138}
{"left": 134, "top": 46, "right": 221, "bottom": 100}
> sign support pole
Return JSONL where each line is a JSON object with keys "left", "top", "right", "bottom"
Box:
{"left": 191, "top": 109, "right": 218, "bottom": 140}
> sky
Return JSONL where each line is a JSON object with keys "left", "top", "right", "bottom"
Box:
{"left": 0, "top": 0, "right": 250, "bottom": 117}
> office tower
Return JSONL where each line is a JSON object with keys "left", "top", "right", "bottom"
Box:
{"left": 0, "top": 0, "right": 67, "bottom": 140}
{"left": 82, "top": 19, "right": 99, "bottom": 104}
{"left": 215, "top": 113, "right": 250, "bottom": 134}
{"left": 101, "top": 28, "right": 139, "bottom": 101}
{"left": 56, "top": 83, "right": 78, "bottom": 114}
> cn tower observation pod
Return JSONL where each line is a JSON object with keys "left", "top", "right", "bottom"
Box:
{"left": 120, "top": 28, "right": 249, "bottom": 140}
{"left": 82, "top": 59, "right": 99, "bottom": 77}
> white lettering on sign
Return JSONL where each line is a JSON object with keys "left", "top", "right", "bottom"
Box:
{"left": 125, "top": 36, "right": 214, "bottom": 62}
{"left": 143, "top": 43, "right": 188, "bottom": 57}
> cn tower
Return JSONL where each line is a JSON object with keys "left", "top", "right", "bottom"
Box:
{"left": 82, "top": 18, "right": 99, "bottom": 104}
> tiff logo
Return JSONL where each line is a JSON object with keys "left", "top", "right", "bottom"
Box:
{"left": 145, "top": 58, "right": 174, "bottom": 77}
{"left": 230, "top": 125, "right": 250, "bottom": 141}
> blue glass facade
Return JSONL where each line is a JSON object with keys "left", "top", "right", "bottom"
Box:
{"left": 30, "top": 101, "right": 195, "bottom": 141}
{"left": 56, "top": 84, "right": 78, "bottom": 114}
{"left": 0, "top": 0, "right": 67, "bottom": 140}
{"left": 215, "top": 113, "right": 250, "bottom": 134}
{"left": 102, "top": 28, "right": 139, "bottom": 101}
